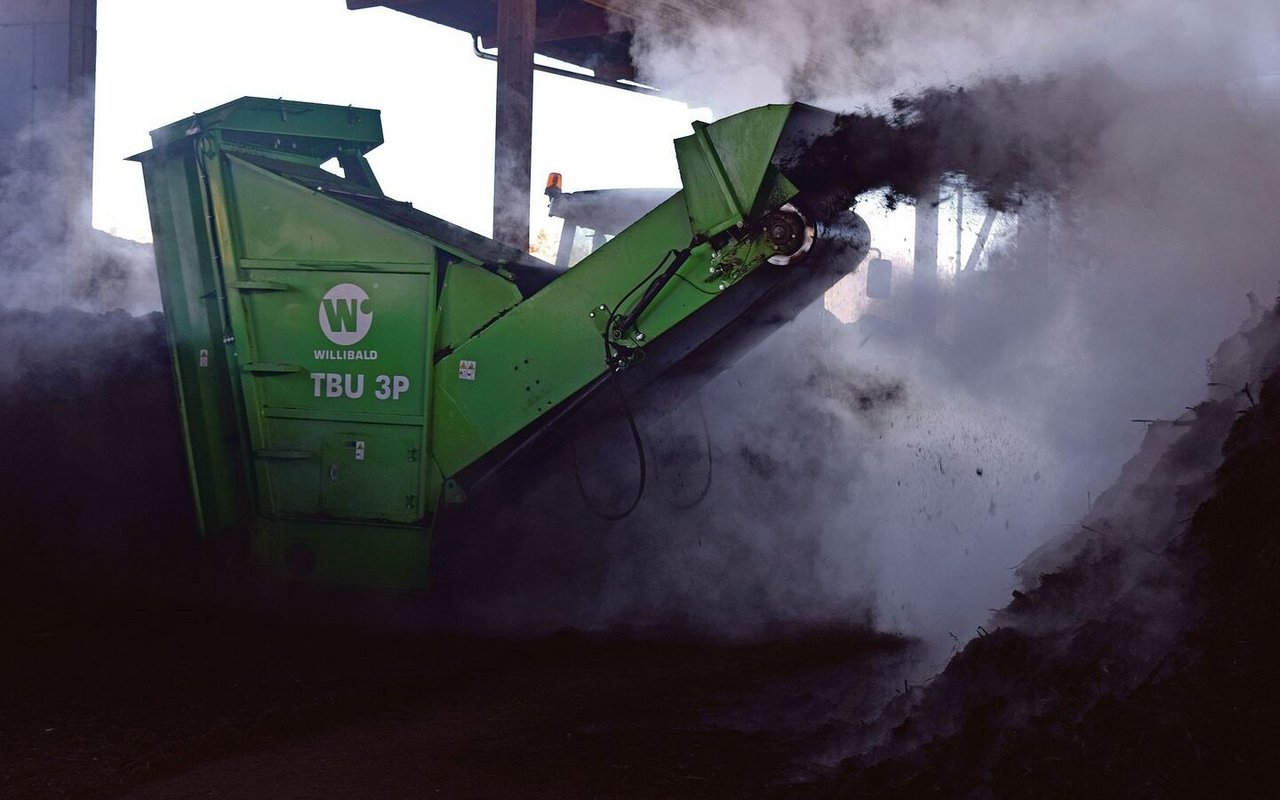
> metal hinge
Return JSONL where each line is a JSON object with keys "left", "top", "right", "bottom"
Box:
{"left": 230, "top": 280, "right": 289, "bottom": 292}
{"left": 254, "top": 449, "right": 316, "bottom": 460}
{"left": 241, "top": 362, "right": 300, "bottom": 374}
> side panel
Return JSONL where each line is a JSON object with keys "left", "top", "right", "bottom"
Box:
{"left": 204, "top": 150, "right": 440, "bottom": 586}
{"left": 437, "top": 263, "right": 522, "bottom": 353}
{"left": 139, "top": 145, "right": 250, "bottom": 537}
{"left": 431, "top": 105, "right": 812, "bottom": 483}
{"left": 235, "top": 267, "right": 432, "bottom": 524}
{"left": 676, "top": 105, "right": 792, "bottom": 235}
{"left": 251, "top": 518, "right": 431, "bottom": 590}
{"left": 431, "top": 194, "right": 694, "bottom": 476}
{"left": 227, "top": 159, "right": 428, "bottom": 264}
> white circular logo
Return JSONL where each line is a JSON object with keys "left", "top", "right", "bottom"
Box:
{"left": 318, "top": 283, "right": 373, "bottom": 346}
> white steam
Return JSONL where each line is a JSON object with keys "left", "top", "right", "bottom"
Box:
{"left": 626, "top": 0, "right": 1280, "bottom": 112}
{"left": 453, "top": 0, "right": 1280, "bottom": 651}
{"left": 0, "top": 94, "right": 158, "bottom": 313}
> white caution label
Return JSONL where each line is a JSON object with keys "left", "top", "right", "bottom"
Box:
{"left": 354, "top": 440, "right": 366, "bottom": 461}
{"left": 459, "top": 360, "right": 477, "bottom": 381}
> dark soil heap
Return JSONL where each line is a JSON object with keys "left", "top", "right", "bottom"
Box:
{"left": 0, "top": 307, "right": 194, "bottom": 619}
{"left": 810, "top": 303, "right": 1280, "bottom": 798}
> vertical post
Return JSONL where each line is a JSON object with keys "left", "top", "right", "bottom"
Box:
{"left": 0, "top": 0, "right": 97, "bottom": 302}
{"left": 913, "top": 183, "right": 940, "bottom": 336}
{"left": 493, "top": 0, "right": 536, "bottom": 251}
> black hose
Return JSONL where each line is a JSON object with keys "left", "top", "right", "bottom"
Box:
{"left": 603, "top": 250, "right": 676, "bottom": 369}
{"left": 667, "top": 392, "right": 714, "bottom": 510}
{"left": 571, "top": 379, "right": 647, "bottom": 522}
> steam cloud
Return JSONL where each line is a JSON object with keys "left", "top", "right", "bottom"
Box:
{"left": 0, "top": 94, "right": 158, "bottom": 314}
{"left": 436, "top": 0, "right": 1280, "bottom": 654}
{"left": 625, "top": 0, "right": 1280, "bottom": 113}
{"left": 0, "top": 89, "right": 172, "bottom": 607}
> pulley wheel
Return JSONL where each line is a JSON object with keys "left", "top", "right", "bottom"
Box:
{"left": 763, "top": 203, "right": 817, "bottom": 265}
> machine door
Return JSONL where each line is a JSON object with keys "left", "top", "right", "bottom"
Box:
{"left": 233, "top": 268, "right": 432, "bottom": 524}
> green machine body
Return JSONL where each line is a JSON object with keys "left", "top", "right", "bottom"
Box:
{"left": 132, "top": 97, "right": 866, "bottom": 590}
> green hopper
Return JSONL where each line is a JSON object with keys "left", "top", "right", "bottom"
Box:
{"left": 132, "top": 97, "right": 867, "bottom": 590}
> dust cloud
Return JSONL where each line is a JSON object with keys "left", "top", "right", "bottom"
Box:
{"left": 0, "top": 91, "right": 178, "bottom": 610}
{"left": 624, "top": 0, "right": 1280, "bottom": 113}
{"left": 0, "top": 94, "right": 158, "bottom": 315}
{"left": 428, "top": 0, "right": 1280, "bottom": 650}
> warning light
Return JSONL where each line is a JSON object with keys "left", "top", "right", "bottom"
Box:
{"left": 545, "top": 172, "right": 563, "bottom": 198}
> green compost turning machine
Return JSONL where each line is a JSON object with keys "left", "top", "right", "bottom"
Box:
{"left": 133, "top": 97, "right": 866, "bottom": 590}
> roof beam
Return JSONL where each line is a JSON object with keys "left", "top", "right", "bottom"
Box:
{"left": 576, "top": 0, "right": 737, "bottom": 26}
{"left": 478, "top": 2, "right": 616, "bottom": 48}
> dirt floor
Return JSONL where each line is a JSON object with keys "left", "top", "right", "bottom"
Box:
{"left": 0, "top": 609, "right": 914, "bottom": 799}
{"left": 0, "top": 307, "right": 920, "bottom": 800}
{"left": 3, "top": 305, "right": 1279, "bottom": 799}
{"left": 803, "top": 306, "right": 1280, "bottom": 799}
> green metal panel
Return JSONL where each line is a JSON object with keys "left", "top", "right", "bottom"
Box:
{"left": 224, "top": 155, "right": 428, "bottom": 263}
{"left": 429, "top": 152, "right": 803, "bottom": 478}
{"left": 437, "top": 263, "right": 522, "bottom": 353}
{"left": 674, "top": 105, "right": 793, "bottom": 237}
{"left": 136, "top": 145, "right": 249, "bottom": 537}
{"left": 206, "top": 147, "right": 438, "bottom": 582}
{"left": 252, "top": 518, "right": 430, "bottom": 589}
{"left": 136, "top": 98, "right": 443, "bottom": 589}
{"left": 431, "top": 192, "right": 703, "bottom": 476}
{"left": 147, "top": 97, "right": 383, "bottom": 156}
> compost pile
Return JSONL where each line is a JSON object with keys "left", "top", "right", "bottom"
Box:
{"left": 794, "top": 300, "right": 1280, "bottom": 798}
{"left": 0, "top": 307, "right": 195, "bottom": 620}
{"left": 762, "top": 69, "right": 1280, "bottom": 797}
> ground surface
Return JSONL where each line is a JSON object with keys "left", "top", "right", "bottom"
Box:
{"left": 3, "top": 306, "right": 1279, "bottom": 799}
{"left": 0, "top": 307, "right": 921, "bottom": 800}
{"left": 0, "top": 611, "right": 912, "bottom": 800}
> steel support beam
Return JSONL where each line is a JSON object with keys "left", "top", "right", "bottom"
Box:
{"left": 493, "top": 0, "right": 537, "bottom": 250}
{"left": 479, "top": 3, "right": 614, "bottom": 48}
{"left": 1, "top": 0, "right": 97, "bottom": 303}
{"left": 0, "top": 0, "right": 96, "bottom": 182}
{"left": 913, "top": 184, "right": 939, "bottom": 335}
